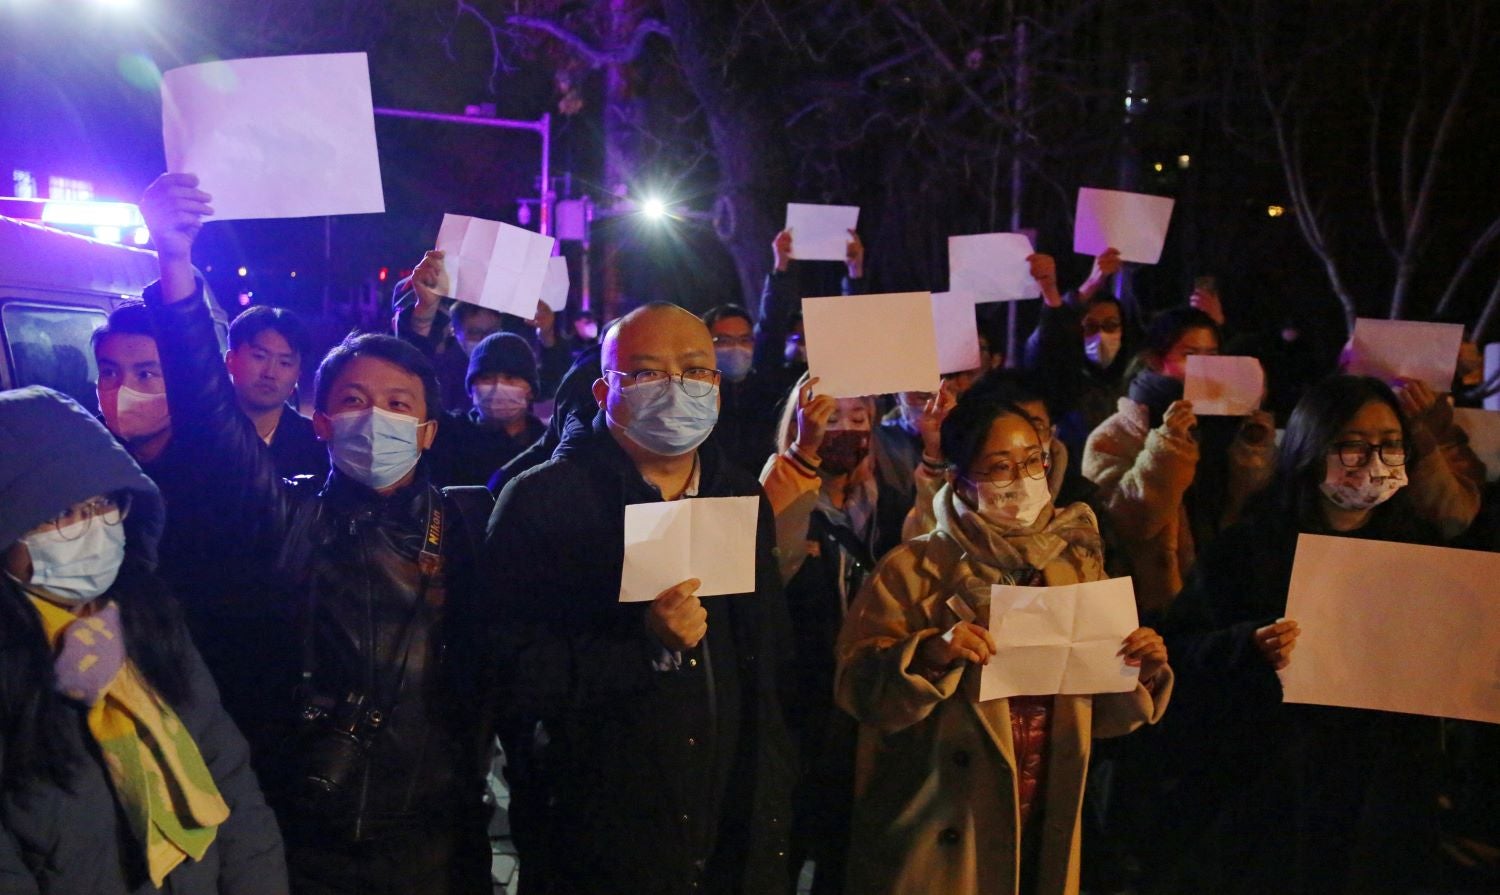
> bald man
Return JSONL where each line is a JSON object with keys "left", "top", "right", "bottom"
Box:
{"left": 483, "top": 302, "right": 794, "bottom": 895}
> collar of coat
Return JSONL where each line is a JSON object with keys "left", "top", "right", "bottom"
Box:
{"left": 931, "top": 481, "right": 1103, "bottom": 575}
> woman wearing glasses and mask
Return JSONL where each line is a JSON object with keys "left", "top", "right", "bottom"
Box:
{"left": 0, "top": 387, "right": 285, "bottom": 894}
{"left": 1154, "top": 375, "right": 1443, "bottom": 894}
{"left": 833, "top": 386, "right": 1172, "bottom": 895}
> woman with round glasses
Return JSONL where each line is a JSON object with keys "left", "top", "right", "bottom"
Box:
{"left": 0, "top": 386, "right": 285, "bottom": 893}
{"left": 833, "top": 385, "right": 1171, "bottom": 895}
{"left": 1154, "top": 375, "right": 1442, "bottom": 893}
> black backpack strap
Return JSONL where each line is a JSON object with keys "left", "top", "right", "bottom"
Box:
{"left": 441, "top": 484, "right": 496, "bottom": 554}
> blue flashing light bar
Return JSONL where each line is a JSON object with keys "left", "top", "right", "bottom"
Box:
{"left": 39, "top": 199, "right": 144, "bottom": 229}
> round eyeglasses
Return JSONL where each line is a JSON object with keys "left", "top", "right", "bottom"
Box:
{"left": 966, "top": 452, "right": 1049, "bottom": 488}
{"left": 40, "top": 494, "right": 132, "bottom": 541}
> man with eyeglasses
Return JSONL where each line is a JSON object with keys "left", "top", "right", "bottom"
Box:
{"left": 483, "top": 301, "right": 794, "bottom": 895}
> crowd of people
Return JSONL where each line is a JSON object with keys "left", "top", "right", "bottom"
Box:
{"left": 1, "top": 170, "right": 1496, "bottom": 895}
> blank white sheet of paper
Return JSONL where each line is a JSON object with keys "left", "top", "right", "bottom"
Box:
{"left": 541, "top": 256, "right": 570, "bottom": 311}
{"left": 1453, "top": 409, "right": 1500, "bottom": 483}
{"left": 1280, "top": 534, "right": 1500, "bottom": 724}
{"left": 1346, "top": 318, "right": 1465, "bottom": 393}
{"left": 981, "top": 577, "right": 1140, "bottom": 701}
{"left": 619, "top": 496, "right": 760, "bottom": 603}
{"left": 947, "top": 233, "right": 1041, "bottom": 301}
{"left": 162, "top": 53, "right": 385, "bottom": 221}
{"left": 785, "top": 203, "right": 860, "bottom": 262}
{"left": 1184, "top": 355, "right": 1265, "bottom": 416}
{"left": 435, "top": 213, "right": 556, "bottom": 318}
{"left": 803, "top": 292, "right": 941, "bottom": 398}
{"left": 1073, "top": 187, "right": 1175, "bottom": 265}
{"left": 930, "top": 291, "right": 981, "bottom": 376}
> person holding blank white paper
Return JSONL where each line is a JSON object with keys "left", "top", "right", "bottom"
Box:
{"left": 755, "top": 227, "right": 867, "bottom": 376}
{"left": 483, "top": 303, "right": 793, "bottom": 895}
{"left": 834, "top": 387, "right": 1170, "bottom": 895}
{"left": 1084, "top": 308, "right": 1277, "bottom": 613}
{"left": 1154, "top": 375, "right": 1443, "bottom": 894}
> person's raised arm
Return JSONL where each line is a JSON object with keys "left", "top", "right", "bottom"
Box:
{"left": 1076, "top": 247, "right": 1122, "bottom": 304}
{"left": 140, "top": 174, "right": 211, "bottom": 306}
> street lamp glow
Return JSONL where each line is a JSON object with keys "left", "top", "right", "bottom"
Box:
{"left": 1267, "top": 204, "right": 1285, "bottom": 218}
{"left": 641, "top": 197, "right": 667, "bottom": 220}
{"left": 237, "top": 266, "right": 248, "bottom": 277}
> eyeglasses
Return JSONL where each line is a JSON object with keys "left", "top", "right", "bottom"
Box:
{"left": 1329, "top": 440, "right": 1407, "bottom": 469}
{"left": 967, "top": 452, "right": 1049, "bottom": 487}
{"left": 41, "top": 494, "right": 132, "bottom": 540}
{"left": 605, "top": 368, "right": 722, "bottom": 398}
{"left": 1081, "top": 320, "right": 1123, "bottom": 336}
{"left": 712, "top": 335, "right": 755, "bottom": 349}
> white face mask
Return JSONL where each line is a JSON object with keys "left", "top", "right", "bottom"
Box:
{"left": 1319, "top": 455, "right": 1407, "bottom": 512}
{"left": 968, "top": 473, "right": 1053, "bottom": 530}
{"left": 12, "top": 516, "right": 128, "bottom": 605}
{"left": 473, "top": 381, "right": 530, "bottom": 424}
{"left": 101, "top": 385, "right": 171, "bottom": 441}
{"left": 1084, "top": 331, "right": 1122, "bottom": 368}
{"left": 327, "top": 406, "right": 427, "bottom": 490}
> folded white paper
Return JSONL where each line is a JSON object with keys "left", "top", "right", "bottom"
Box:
{"left": 1346, "top": 318, "right": 1464, "bottom": 393}
{"left": 980, "top": 577, "right": 1140, "bottom": 701}
{"left": 785, "top": 203, "right": 859, "bottom": 262}
{"left": 435, "top": 214, "right": 556, "bottom": 318}
{"left": 541, "top": 255, "right": 569, "bottom": 312}
{"left": 947, "top": 233, "right": 1041, "bottom": 301}
{"left": 1073, "top": 187, "right": 1175, "bottom": 265}
{"left": 620, "top": 496, "right": 760, "bottom": 603}
{"left": 803, "top": 292, "right": 941, "bottom": 398}
{"left": 1184, "top": 355, "right": 1264, "bottom": 416}
{"left": 930, "top": 291, "right": 981, "bottom": 375}
{"left": 1280, "top": 534, "right": 1500, "bottom": 724}
{"left": 162, "top": 53, "right": 385, "bottom": 221}
{"left": 1453, "top": 408, "right": 1500, "bottom": 484}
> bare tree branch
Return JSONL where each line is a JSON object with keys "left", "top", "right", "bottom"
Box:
{"left": 1434, "top": 213, "right": 1500, "bottom": 317}
{"left": 505, "top": 13, "right": 671, "bottom": 68}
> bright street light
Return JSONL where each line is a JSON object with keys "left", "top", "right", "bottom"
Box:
{"left": 640, "top": 196, "right": 668, "bottom": 220}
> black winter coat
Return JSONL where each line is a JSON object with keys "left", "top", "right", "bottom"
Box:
{"left": 485, "top": 414, "right": 795, "bottom": 895}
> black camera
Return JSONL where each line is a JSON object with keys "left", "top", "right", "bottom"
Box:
{"left": 284, "top": 692, "right": 385, "bottom": 816}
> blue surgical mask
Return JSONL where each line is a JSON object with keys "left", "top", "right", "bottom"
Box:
{"left": 715, "top": 346, "right": 754, "bottom": 383}
{"left": 10, "top": 517, "right": 127, "bottom": 605}
{"left": 611, "top": 381, "right": 720, "bottom": 457}
{"left": 328, "top": 406, "right": 427, "bottom": 490}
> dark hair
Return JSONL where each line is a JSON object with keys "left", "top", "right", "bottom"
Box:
{"left": 1142, "top": 306, "right": 1220, "bottom": 363}
{"left": 702, "top": 304, "right": 753, "bottom": 330}
{"left": 313, "top": 333, "right": 442, "bottom": 421}
{"left": 1, "top": 555, "right": 192, "bottom": 793}
{"left": 451, "top": 301, "right": 502, "bottom": 329}
{"left": 966, "top": 368, "right": 1053, "bottom": 419}
{"left": 975, "top": 308, "right": 1007, "bottom": 361}
{"left": 229, "top": 305, "right": 311, "bottom": 361}
{"left": 1085, "top": 293, "right": 1124, "bottom": 315}
{"left": 1269, "top": 375, "right": 1418, "bottom": 530}
{"left": 940, "top": 387, "right": 1040, "bottom": 475}
{"left": 90, "top": 301, "right": 153, "bottom": 354}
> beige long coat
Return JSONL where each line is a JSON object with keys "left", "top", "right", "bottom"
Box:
{"left": 835, "top": 489, "right": 1172, "bottom": 895}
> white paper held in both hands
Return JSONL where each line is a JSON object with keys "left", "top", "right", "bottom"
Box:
{"left": 784, "top": 203, "right": 860, "bottom": 262}
{"left": 1345, "top": 318, "right": 1465, "bottom": 394}
{"left": 1279, "top": 534, "right": 1500, "bottom": 725}
{"left": 979, "top": 577, "right": 1141, "bottom": 701}
{"left": 802, "top": 292, "right": 942, "bottom": 398}
{"left": 435, "top": 213, "right": 556, "bottom": 318}
{"left": 619, "top": 496, "right": 761, "bottom": 603}
{"left": 1183, "top": 355, "right": 1265, "bottom": 416}
{"left": 161, "top": 53, "right": 385, "bottom": 221}
{"left": 947, "top": 233, "right": 1041, "bottom": 302}
{"left": 1073, "top": 187, "right": 1175, "bottom": 265}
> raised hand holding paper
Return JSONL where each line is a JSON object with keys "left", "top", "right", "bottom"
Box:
{"left": 947, "top": 233, "right": 1041, "bottom": 301}
{"left": 1183, "top": 355, "right": 1264, "bottom": 416}
{"left": 980, "top": 577, "right": 1140, "bottom": 701}
{"left": 784, "top": 204, "right": 860, "bottom": 262}
{"left": 620, "top": 497, "right": 760, "bottom": 603}
{"left": 803, "top": 292, "right": 941, "bottom": 398}
{"left": 162, "top": 53, "right": 384, "bottom": 221}
{"left": 1073, "top": 187, "right": 1175, "bottom": 264}
{"left": 1346, "top": 318, "right": 1465, "bottom": 393}
{"left": 435, "top": 213, "right": 556, "bottom": 318}
{"left": 1280, "top": 534, "right": 1500, "bottom": 724}
{"left": 930, "top": 292, "right": 982, "bottom": 375}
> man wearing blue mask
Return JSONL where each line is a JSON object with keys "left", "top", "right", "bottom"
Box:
{"left": 702, "top": 303, "right": 786, "bottom": 474}
{"left": 136, "top": 173, "right": 500, "bottom": 895}
{"left": 484, "top": 302, "right": 794, "bottom": 895}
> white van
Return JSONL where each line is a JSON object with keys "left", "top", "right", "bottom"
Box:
{"left": 0, "top": 214, "right": 226, "bottom": 412}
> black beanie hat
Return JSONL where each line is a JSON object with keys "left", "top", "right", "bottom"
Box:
{"left": 466, "top": 332, "right": 539, "bottom": 395}
{"left": 0, "top": 386, "right": 166, "bottom": 568}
